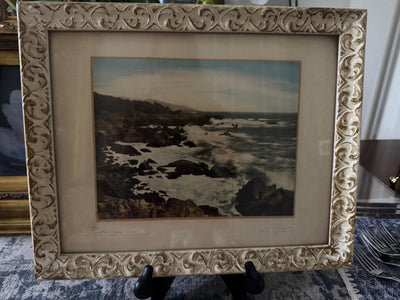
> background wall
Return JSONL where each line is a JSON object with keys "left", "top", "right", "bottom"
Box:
{"left": 302, "top": 0, "right": 400, "bottom": 141}
{"left": 226, "top": 0, "right": 400, "bottom": 140}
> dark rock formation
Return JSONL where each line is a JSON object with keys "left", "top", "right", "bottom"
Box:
{"left": 157, "top": 166, "right": 167, "bottom": 172}
{"left": 128, "top": 159, "right": 138, "bottom": 165}
{"left": 183, "top": 141, "right": 196, "bottom": 148}
{"left": 98, "top": 195, "right": 221, "bottom": 219}
{"left": 199, "top": 205, "right": 219, "bottom": 216}
{"left": 95, "top": 132, "right": 107, "bottom": 145}
{"left": 96, "top": 166, "right": 139, "bottom": 201}
{"left": 140, "top": 191, "right": 165, "bottom": 205}
{"left": 138, "top": 160, "right": 159, "bottom": 175}
{"left": 110, "top": 143, "right": 141, "bottom": 156}
{"left": 162, "top": 198, "right": 205, "bottom": 218}
{"left": 93, "top": 92, "right": 219, "bottom": 150}
{"left": 207, "top": 165, "right": 235, "bottom": 178}
{"left": 235, "top": 177, "right": 294, "bottom": 216}
{"left": 139, "top": 161, "right": 153, "bottom": 171}
{"left": 220, "top": 131, "right": 233, "bottom": 137}
{"left": 95, "top": 146, "right": 107, "bottom": 165}
{"left": 145, "top": 127, "right": 186, "bottom": 147}
{"left": 164, "top": 159, "right": 209, "bottom": 178}
{"left": 120, "top": 129, "right": 144, "bottom": 143}
{"left": 166, "top": 173, "right": 180, "bottom": 179}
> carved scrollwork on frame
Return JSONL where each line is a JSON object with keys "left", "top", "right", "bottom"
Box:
{"left": 17, "top": 2, "right": 366, "bottom": 280}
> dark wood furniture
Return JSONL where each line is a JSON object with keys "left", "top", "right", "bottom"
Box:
{"left": 360, "top": 140, "right": 400, "bottom": 195}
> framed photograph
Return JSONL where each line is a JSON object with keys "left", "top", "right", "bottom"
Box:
{"left": 18, "top": 2, "right": 366, "bottom": 280}
{"left": 0, "top": 14, "right": 29, "bottom": 234}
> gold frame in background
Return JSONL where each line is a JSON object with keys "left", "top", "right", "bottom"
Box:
{"left": 0, "top": 12, "right": 30, "bottom": 234}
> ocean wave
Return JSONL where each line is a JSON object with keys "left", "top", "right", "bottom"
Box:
{"left": 134, "top": 174, "right": 243, "bottom": 216}
{"left": 187, "top": 140, "right": 258, "bottom": 174}
{"left": 185, "top": 124, "right": 251, "bottom": 144}
{"left": 106, "top": 142, "right": 208, "bottom": 167}
{"left": 207, "top": 117, "right": 289, "bottom": 129}
{"left": 102, "top": 113, "right": 297, "bottom": 214}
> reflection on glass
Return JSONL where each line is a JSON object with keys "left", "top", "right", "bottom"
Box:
{"left": 0, "top": 66, "right": 26, "bottom": 176}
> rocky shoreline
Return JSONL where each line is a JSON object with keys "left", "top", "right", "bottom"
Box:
{"left": 235, "top": 177, "right": 294, "bottom": 216}
{"left": 96, "top": 153, "right": 236, "bottom": 219}
{"left": 95, "top": 92, "right": 229, "bottom": 218}
{"left": 94, "top": 92, "right": 294, "bottom": 219}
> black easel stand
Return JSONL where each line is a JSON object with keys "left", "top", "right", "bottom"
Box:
{"left": 133, "top": 261, "right": 264, "bottom": 300}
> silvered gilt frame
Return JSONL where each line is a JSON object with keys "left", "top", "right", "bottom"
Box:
{"left": 17, "top": 2, "right": 366, "bottom": 280}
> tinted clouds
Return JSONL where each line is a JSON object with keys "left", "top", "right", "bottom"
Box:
{"left": 92, "top": 58, "right": 300, "bottom": 113}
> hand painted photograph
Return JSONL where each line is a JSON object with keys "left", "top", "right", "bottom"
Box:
{"left": 92, "top": 57, "right": 300, "bottom": 219}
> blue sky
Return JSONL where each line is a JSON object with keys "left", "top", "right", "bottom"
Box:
{"left": 92, "top": 58, "right": 300, "bottom": 113}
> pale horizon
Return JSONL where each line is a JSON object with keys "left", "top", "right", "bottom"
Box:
{"left": 92, "top": 58, "right": 301, "bottom": 113}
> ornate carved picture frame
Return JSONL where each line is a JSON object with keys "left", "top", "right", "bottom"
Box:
{"left": 18, "top": 2, "right": 366, "bottom": 280}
